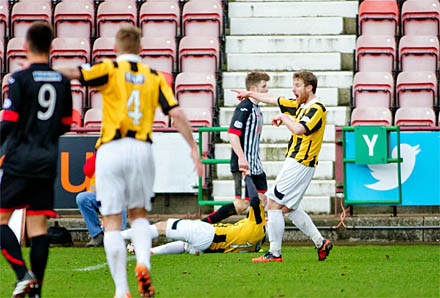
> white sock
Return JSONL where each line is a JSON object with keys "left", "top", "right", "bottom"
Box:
{"left": 286, "top": 209, "right": 323, "bottom": 247}
{"left": 149, "top": 224, "right": 159, "bottom": 239}
{"left": 151, "top": 241, "right": 186, "bottom": 255}
{"left": 267, "top": 210, "right": 284, "bottom": 256}
{"left": 131, "top": 218, "right": 152, "bottom": 270}
{"left": 104, "top": 230, "right": 129, "bottom": 296}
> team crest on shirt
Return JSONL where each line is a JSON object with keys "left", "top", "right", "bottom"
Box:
{"left": 234, "top": 121, "right": 243, "bottom": 129}
{"left": 8, "top": 76, "right": 15, "bottom": 85}
{"left": 240, "top": 108, "right": 248, "bottom": 112}
{"left": 3, "top": 98, "right": 12, "bottom": 109}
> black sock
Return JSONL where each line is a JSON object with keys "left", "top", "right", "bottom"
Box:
{"left": 201, "top": 203, "right": 237, "bottom": 224}
{"left": 0, "top": 224, "right": 27, "bottom": 280}
{"left": 30, "top": 234, "right": 49, "bottom": 285}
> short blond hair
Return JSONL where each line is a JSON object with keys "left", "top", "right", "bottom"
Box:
{"left": 116, "top": 25, "right": 141, "bottom": 54}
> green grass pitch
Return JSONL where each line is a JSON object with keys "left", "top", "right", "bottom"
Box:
{"left": 1, "top": 245, "right": 439, "bottom": 297}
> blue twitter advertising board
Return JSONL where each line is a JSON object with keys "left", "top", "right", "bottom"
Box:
{"left": 345, "top": 131, "right": 440, "bottom": 206}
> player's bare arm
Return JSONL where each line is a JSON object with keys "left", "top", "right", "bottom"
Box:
{"left": 229, "top": 133, "right": 249, "bottom": 171}
{"left": 53, "top": 65, "right": 81, "bottom": 80}
{"left": 169, "top": 107, "right": 203, "bottom": 177}
{"left": 272, "top": 114, "right": 306, "bottom": 135}
{"left": 231, "top": 89, "right": 278, "bottom": 105}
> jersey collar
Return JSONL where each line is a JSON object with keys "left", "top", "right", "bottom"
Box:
{"left": 301, "top": 96, "right": 321, "bottom": 109}
{"left": 116, "top": 54, "right": 142, "bottom": 63}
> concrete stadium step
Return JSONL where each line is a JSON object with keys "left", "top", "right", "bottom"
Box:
{"left": 226, "top": 35, "right": 355, "bottom": 54}
{"left": 227, "top": 53, "right": 341, "bottom": 71}
{"left": 220, "top": 124, "right": 336, "bottom": 143}
{"left": 212, "top": 179, "right": 335, "bottom": 197}
{"left": 223, "top": 88, "right": 339, "bottom": 107}
{"left": 230, "top": 17, "right": 343, "bottom": 35}
{"left": 223, "top": 71, "right": 353, "bottom": 89}
{"left": 229, "top": 1, "right": 357, "bottom": 18}
{"left": 214, "top": 143, "right": 336, "bottom": 162}
{"left": 219, "top": 106, "right": 349, "bottom": 126}
{"left": 216, "top": 160, "right": 334, "bottom": 179}
{"left": 213, "top": 196, "right": 331, "bottom": 213}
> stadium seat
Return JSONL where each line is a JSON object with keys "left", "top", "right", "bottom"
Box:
{"left": 97, "top": 1, "right": 137, "bottom": 37}
{"left": 396, "top": 71, "right": 437, "bottom": 108}
{"left": 399, "top": 35, "right": 439, "bottom": 72}
{"left": 139, "top": 2, "right": 180, "bottom": 38}
{"left": 153, "top": 107, "right": 169, "bottom": 128}
{"left": 401, "top": 0, "right": 440, "bottom": 36}
{"left": 352, "top": 72, "right": 394, "bottom": 108}
{"left": 182, "top": 107, "right": 213, "bottom": 127}
{"left": 358, "top": 0, "right": 399, "bottom": 36}
{"left": 395, "top": 107, "right": 436, "bottom": 126}
{"left": 355, "top": 35, "right": 396, "bottom": 73}
{"left": 351, "top": 107, "right": 392, "bottom": 126}
{"left": 71, "top": 108, "right": 82, "bottom": 128}
{"left": 174, "top": 72, "right": 216, "bottom": 112}
{"left": 159, "top": 71, "right": 173, "bottom": 88}
{"left": 89, "top": 90, "right": 102, "bottom": 109}
{"left": 6, "top": 37, "right": 27, "bottom": 73}
{"left": 50, "top": 37, "right": 90, "bottom": 67}
{"left": 2, "top": 73, "right": 11, "bottom": 104}
{"left": 71, "top": 79, "right": 86, "bottom": 113}
{"left": 54, "top": 1, "right": 94, "bottom": 38}
{"left": 92, "top": 37, "right": 116, "bottom": 62}
{"left": 0, "top": 0, "right": 8, "bottom": 43}
{"left": 182, "top": 0, "right": 223, "bottom": 37}
{"left": 11, "top": 1, "right": 52, "bottom": 37}
{"left": 140, "top": 37, "right": 176, "bottom": 74}
{"left": 179, "top": 36, "right": 220, "bottom": 75}
{"left": 0, "top": 40, "right": 4, "bottom": 73}
{"left": 83, "top": 108, "right": 102, "bottom": 128}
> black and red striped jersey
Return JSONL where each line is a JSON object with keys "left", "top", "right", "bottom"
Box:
{"left": 1, "top": 63, "right": 72, "bottom": 178}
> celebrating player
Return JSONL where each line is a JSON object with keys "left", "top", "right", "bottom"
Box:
{"left": 0, "top": 22, "right": 73, "bottom": 297}
{"left": 54, "top": 25, "right": 202, "bottom": 298}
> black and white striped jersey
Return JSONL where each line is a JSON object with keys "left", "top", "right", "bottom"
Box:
{"left": 227, "top": 98, "right": 264, "bottom": 175}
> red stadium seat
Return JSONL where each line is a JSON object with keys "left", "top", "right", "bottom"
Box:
{"left": 399, "top": 35, "right": 439, "bottom": 72}
{"left": 182, "top": 0, "right": 223, "bottom": 37}
{"left": 0, "top": 39, "right": 4, "bottom": 73}
{"left": 140, "top": 37, "right": 176, "bottom": 74}
{"left": 352, "top": 72, "right": 394, "bottom": 108}
{"left": 89, "top": 90, "right": 102, "bottom": 109}
{"left": 395, "top": 107, "right": 436, "bottom": 126}
{"left": 153, "top": 108, "right": 169, "bottom": 128}
{"left": 351, "top": 107, "right": 392, "bottom": 126}
{"left": 182, "top": 107, "right": 212, "bottom": 127}
{"left": 6, "top": 37, "right": 27, "bottom": 73}
{"left": 54, "top": 1, "right": 94, "bottom": 38}
{"left": 179, "top": 36, "right": 220, "bottom": 75}
{"left": 396, "top": 71, "right": 437, "bottom": 108}
{"left": 358, "top": 0, "right": 399, "bottom": 36}
{"left": 97, "top": 1, "right": 137, "bottom": 37}
{"left": 71, "top": 108, "right": 82, "bottom": 128}
{"left": 92, "top": 37, "right": 116, "bottom": 62}
{"left": 401, "top": 0, "right": 440, "bottom": 36}
{"left": 11, "top": 1, "right": 52, "bottom": 37}
{"left": 0, "top": 0, "right": 8, "bottom": 43}
{"left": 84, "top": 108, "right": 102, "bottom": 129}
{"left": 139, "top": 2, "right": 180, "bottom": 38}
{"left": 50, "top": 37, "right": 90, "bottom": 68}
{"left": 174, "top": 72, "right": 216, "bottom": 112}
{"left": 2, "top": 73, "right": 11, "bottom": 104}
{"left": 355, "top": 35, "right": 396, "bottom": 72}
{"left": 71, "top": 79, "right": 86, "bottom": 113}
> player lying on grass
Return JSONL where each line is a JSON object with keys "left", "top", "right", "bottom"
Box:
{"left": 122, "top": 171, "right": 266, "bottom": 254}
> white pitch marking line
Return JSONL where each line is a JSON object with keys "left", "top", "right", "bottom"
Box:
{"left": 74, "top": 256, "right": 136, "bottom": 272}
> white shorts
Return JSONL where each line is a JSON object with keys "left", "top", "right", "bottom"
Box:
{"left": 266, "top": 158, "right": 315, "bottom": 210}
{"left": 165, "top": 219, "right": 215, "bottom": 253}
{"left": 96, "top": 138, "right": 155, "bottom": 216}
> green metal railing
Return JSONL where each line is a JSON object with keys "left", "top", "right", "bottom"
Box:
{"left": 342, "top": 126, "right": 403, "bottom": 205}
{"left": 197, "top": 127, "right": 233, "bottom": 206}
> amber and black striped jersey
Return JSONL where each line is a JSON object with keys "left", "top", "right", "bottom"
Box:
{"left": 79, "top": 54, "right": 178, "bottom": 148}
{"left": 205, "top": 175, "right": 266, "bottom": 253}
{"left": 277, "top": 96, "right": 326, "bottom": 167}
{"left": 0, "top": 63, "right": 72, "bottom": 178}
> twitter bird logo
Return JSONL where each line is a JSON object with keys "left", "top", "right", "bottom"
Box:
{"left": 365, "top": 144, "right": 421, "bottom": 191}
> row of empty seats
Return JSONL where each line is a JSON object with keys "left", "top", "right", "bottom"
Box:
{"left": 0, "top": 0, "right": 224, "bottom": 41}
{"left": 358, "top": 0, "right": 440, "bottom": 37}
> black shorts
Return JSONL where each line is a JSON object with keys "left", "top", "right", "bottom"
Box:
{"left": 0, "top": 172, "right": 57, "bottom": 217}
{"left": 232, "top": 171, "right": 267, "bottom": 201}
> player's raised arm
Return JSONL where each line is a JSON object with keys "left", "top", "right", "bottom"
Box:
{"left": 231, "top": 89, "right": 279, "bottom": 105}
{"left": 272, "top": 114, "right": 306, "bottom": 135}
{"left": 53, "top": 65, "right": 81, "bottom": 81}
